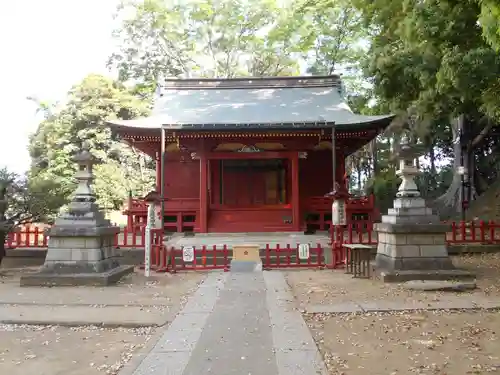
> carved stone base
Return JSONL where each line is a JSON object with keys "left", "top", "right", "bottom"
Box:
{"left": 374, "top": 222, "right": 475, "bottom": 283}
{"left": 20, "top": 265, "right": 134, "bottom": 287}
{"left": 20, "top": 226, "right": 133, "bottom": 287}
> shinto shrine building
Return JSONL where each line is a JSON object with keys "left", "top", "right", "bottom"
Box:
{"left": 107, "top": 75, "right": 393, "bottom": 233}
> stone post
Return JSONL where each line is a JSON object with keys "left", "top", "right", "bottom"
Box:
{"left": 374, "top": 132, "right": 474, "bottom": 282}
{"left": 20, "top": 143, "right": 134, "bottom": 286}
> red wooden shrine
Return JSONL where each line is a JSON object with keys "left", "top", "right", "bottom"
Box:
{"left": 107, "top": 76, "right": 392, "bottom": 233}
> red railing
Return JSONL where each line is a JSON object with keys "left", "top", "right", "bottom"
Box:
{"left": 5, "top": 226, "right": 49, "bottom": 249}
{"left": 329, "top": 220, "right": 500, "bottom": 269}
{"left": 448, "top": 220, "right": 500, "bottom": 244}
{"left": 263, "top": 243, "right": 324, "bottom": 269}
{"left": 141, "top": 242, "right": 325, "bottom": 272}
{"left": 5, "top": 220, "right": 500, "bottom": 252}
{"left": 5, "top": 225, "right": 147, "bottom": 249}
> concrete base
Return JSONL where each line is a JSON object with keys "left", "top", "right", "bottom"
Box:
{"left": 378, "top": 269, "right": 476, "bottom": 283}
{"left": 402, "top": 280, "right": 477, "bottom": 292}
{"left": 230, "top": 260, "right": 263, "bottom": 273}
{"left": 375, "top": 252, "right": 455, "bottom": 271}
{"left": 20, "top": 265, "right": 134, "bottom": 287}
{"left": 373, "top": 219, "right": 477, "bottom": 282}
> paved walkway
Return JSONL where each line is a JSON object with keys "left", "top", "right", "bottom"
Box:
{"left": 165, "top": 232, "right": 330, "bottom": 249}
{"left": 125, "top": 271, "right": 327, "bottom": 375}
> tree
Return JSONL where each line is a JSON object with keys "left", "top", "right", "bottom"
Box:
{"left": 28, "top": 74, "right": 155, "bottom": 214}
{"left": 0, "top": 168, "right": 65, "bottom": 264}
{"left": 109, "top": 0, "right": 300, "bottom": 89}
{"left": 352, "top": 0, "right": 500, "bottom": 218}
{"left": 478, "top": 0, "right": 500, "bottom": 51}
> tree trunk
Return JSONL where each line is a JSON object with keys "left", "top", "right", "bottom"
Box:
{"left": 429, "top": 140, "right": 436, "bottom": 174}
{"left": 434, "top": 115, "right": 477, "bottom": 219}
{"left": 0, "top": 231, "right": 6, "bottom": 266}
{"left": 372, "top": 139, "right": 378, "bottom": 176}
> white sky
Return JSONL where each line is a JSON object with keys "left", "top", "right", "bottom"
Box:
{"left": 0, "top": 0, "right": 119, "bottom": 174}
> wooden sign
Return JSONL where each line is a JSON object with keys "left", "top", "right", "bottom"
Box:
{"left": 298, "top": 244, "right": 310, "bottom": 260}
{"left": 182, "top": 246, "right": 195, "bottom": 262}
{"left": 233, "top": 245, "right": 260, "bottom": 261}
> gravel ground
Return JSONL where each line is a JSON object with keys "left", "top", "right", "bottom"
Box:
{"left": 285, "top": 254, "right": 500, "bottom": 307}
{"left": 0, "top": 324, "right": 156, "bottom": 375}
{"left": 285, "top": 253, "right": 500, "bottom": 374}
{"left": 0, "top": 269, "right": 206, "bottom": 375}
{"left": 305, "top": 310, "right": 500, "bottom": 375}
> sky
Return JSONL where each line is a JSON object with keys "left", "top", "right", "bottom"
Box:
{"left": 0, "top": 0, "right": 120, "bottom": 174}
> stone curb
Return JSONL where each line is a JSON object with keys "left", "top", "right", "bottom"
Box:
{"left": 0, "top": 319, "right": 164, "bottom": 328}
{"left": 305, "top": 301, "right": 500, "bottom": 314}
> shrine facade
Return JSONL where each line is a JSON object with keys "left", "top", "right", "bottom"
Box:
{"left": 107, "top": 75, "right": 393, "bottom": 233}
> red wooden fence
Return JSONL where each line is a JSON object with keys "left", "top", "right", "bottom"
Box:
{"left": 4, "top": 225, "right": 147, "bottom": 249}
{"left": 142, "top": 243, "right": 325, "bottom": 273}
{"left": 329, "top": 220, "right": 500, "bottom": 268}
{"left": 5, "top": 220, "right": 500, "bottom": 252}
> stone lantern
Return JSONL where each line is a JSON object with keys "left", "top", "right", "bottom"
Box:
{"left": 21, "top": 143, "right": 134, "bottom": 286}
{"left": 374, "top": 131, "right": 474, "bottom": 282}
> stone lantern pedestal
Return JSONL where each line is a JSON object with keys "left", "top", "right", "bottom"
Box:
{"left": 374, "top": 135, "right": 474, "bottom": 282}
{"left": 21, "top": 144, "right": 134, "bottom": 287}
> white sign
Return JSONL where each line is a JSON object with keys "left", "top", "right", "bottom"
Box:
{"left": 182, "top": 246, "right": 195, "bottom": 262}
{"left": 144, "top": 203, "right": 156, "bottom": 277}
{"left": 298, "top": 244, "right": 310, "bottom": 260}
{"left": 332, "top": 200, "right": 346, "bottom": 225}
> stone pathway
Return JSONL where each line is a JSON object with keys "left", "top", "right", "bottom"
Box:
{"left": 125, "top": 271, "right": 327, "bottom": 375}
{"left": 165, "top": 232, "right": 330, "bottom": 249}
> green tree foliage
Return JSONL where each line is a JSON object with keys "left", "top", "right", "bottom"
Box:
{"left": 348, "top": 0, "right": 500, "bottom": 217}
{"left": 109, "top": 0, "right": 300, "bottom": 88}
{"left": 478, "top": 0, "right": 500, "bottom": 51}
{"left": 0, "top": 168, "right": 65, "bottom": 263}
{"left": 29, "top": 74, "right": 155, "bottom": 213}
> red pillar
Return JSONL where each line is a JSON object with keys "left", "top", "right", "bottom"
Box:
{"left": 155, "top": 152, "right": 161, "bottom": 192}
{"left": 291, "top": 153, "right": 300, "bottom": 231}
{"left": 199, "top": 155, "right": 209, "bottom": 233}
{"left": 126, "top": 192, "right": 133, "bottom": 231}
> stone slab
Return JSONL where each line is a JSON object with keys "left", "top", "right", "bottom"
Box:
{"left": 264, "top": 272, "right": 328, "bottom": 375}
{"left": 302, "top": 298, "right": 500, "bottom": 314}
{"left": 230, "top": 260, "right": 263, "bottom": 272}
{"left": 275, "top": 349, "right": 329, "bottom": 375}
{"left": 49, "top": 225, "right": 120, "bottom": 237}
{"left": 123, "top": 272, "right": 227, "bottom": 374}
{"left": 378, "top": 269, "right": 476, "bottom": 283}
{"left": 180, "top": 273, "right": 280, "bottom": 375}
{"left": 305, "top": 303, "right": 363, "bottom": 314}
{"left": 130, "top": 351, "right": 192, "bottom": 375}
{"left": 165, "top": 232, "right": 330, "bottom": 249}
{"left": 403, "top": 280, "right": 477, "bottom": 292}
{"left": 375, "top": 222, "right": 450, "bottom": 233}
{"left": 0, "top": 304, "right": 170, "bottom": 327}
{"left": 19, "top": 264, "right": 134, "bottom": 286}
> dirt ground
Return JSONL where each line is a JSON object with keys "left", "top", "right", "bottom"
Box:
{"left": 0, "top": 324, "right": 156, "bottom": 375}
{"left": 306, "top": 310, "right": 500, "bottom": 374}
{"left": 285, "top": 253, "right": 500, "bottom": 307}
{"left": 285, "top": 253, "right": 500, "bottom": 374}
{"left": 0, "top": 270, "right": 205, "bottom": 375}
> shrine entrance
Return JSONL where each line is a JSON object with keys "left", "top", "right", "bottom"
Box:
{"left": 208, "top": 156, "right": 295, "bottom": 232}
{"left": 218, "top": 159, "right": 288, "bottom": 206}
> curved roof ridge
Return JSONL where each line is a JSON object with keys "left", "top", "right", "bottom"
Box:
{"left": 161, "top": 75, "right": 342, "bottom": 90}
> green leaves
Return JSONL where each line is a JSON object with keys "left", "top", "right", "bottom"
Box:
{"left": 478, "top": 0, "right": 500, "bottom": 51}
{"left": 109, "top": 0, "right": 303, "bottom": 87}
{"left": 28, "top": 74, "right": 155, "bottom": 213}
{"left": 357, "top": 0, "right": 500, "bottom": 122}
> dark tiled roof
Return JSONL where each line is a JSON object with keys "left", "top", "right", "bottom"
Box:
{"left": 107, "top": 76, "right": 393, "bottom": 130}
